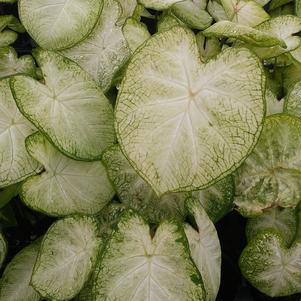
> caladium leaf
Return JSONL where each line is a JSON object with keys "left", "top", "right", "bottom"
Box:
{"left": 196, "top": 32, "right": 221, "bottom": 62}
{"left": 31, "top": 216, "right": 100, "bottom": 301}
{"left": 207, "top": 0, "right": 228, "bottom": 22}
{"left": 235, "top": 114, "right": 301, "bottom": 217}
{"left": 203, "top": 20, "right": 285, "bottom": 47}
{"left": 122, "top": 18, "right": 151, "bottom": 53}
{"left": 171, "top": 0, "right": 213, "bottom": 30}
{"left": 0, "top": 15, "right": 19, "bottom": 47}
{"left": 117, "top": 0, "right": 138, "bottom": 24}
{"left": 18, "top": 0, "right": 103, "bottom": 50}
{"left": 266, "top": 89, "right": 283, "bottom": 116}
{"left": 246, "top": 207, "right": 297, "bottom": 245}
{"left": 0, "top": 232, "right": 6, "bottom": 269}
{"left": 0, "top": 47, "right": 36, "bottom": 79}
{"left": 192, "top": 176, "right": 234, "bottom": 223}
{"left": 10, "top": 49, "right": 115, "bottom": 161}
{"left": 0, "top": 79, "right": 41, "bottom": 188}
{"left": 220, "top": 0, "right": 270, "bottom": 27}
{"left": 21, "top": 132, "right": 114, "bottom": 217}
{"left": 284, "top": 80, "right": 301, "bottom": 116}
{"left": 184, "top": 198, "right": 221, "bottom": 301}
{"left": 157, "top": 13, "right": 184, "bottom": 32}
{"left": 116, "top": 26, "right": 265, "bottom": 196}
{"left": 93, "top": 210, "right": 205, "bottom": 300}
{"left": 102, "top": 145, "right": 188, "bottom": 223}
{"left": 139, "top": 0, "right": 182, "bottom": 10}
{"left": 62, "top": 0, "right": 131, "bottom": 91}
{"left": 240, "top": 230, "right": 301, "bottom": 297}
{"left": 0, "top": 240, "right": 41, "bottom": 301}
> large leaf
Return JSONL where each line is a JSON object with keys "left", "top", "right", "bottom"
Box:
{"left": 31, "top": 216, "right": 100, "bottom": 301}
{"left": 191, "top": 176, "right": 234, "bottom": 223}
{"left": 0, "top": 232, "right": 6, "bottom": 269}
{"left": 184, "top": 198, "right": 221, "bottom": 301}
{"left": 0, "top": 78, "right": 41, "bottom": 188}
{"left": 62, "top": 0, "right": 131, "bottom": 91}
{"left": 93, "top": 210, "right": 205, "bottom": 300}
{"left": 115, "top": 26, "right": 265, "bottom": 196}
{"left": 18, "top": 0, "right": 102, "bottom": 50}
{"left": 10, "top": 49, "right": 115, "bottom": 161}
{"left": 240, "top": 230, "right": 301, "bottom": 297}
{"left": 103, "top": 145, "right": 188, "bottom": 223}
{"left": 246, "top": 207, "right": 297, "bottom": 246}
{"left": 0, "top": 47, "right": 36, "bottom": 79}
{"left": 0, "top": 240, "right": 41, "bottom": 301}
{"left": 21, "top": 133, "right": 114, "bottom": 216}
{"left": 235, "top": 114, "right": 301, "bottom": 217}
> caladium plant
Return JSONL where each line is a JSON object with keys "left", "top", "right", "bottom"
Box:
{"left": 0, "top": 0, "right": 301, "bottom": 300}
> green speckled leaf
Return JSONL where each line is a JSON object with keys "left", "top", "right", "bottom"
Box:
{"left": 93, "top": 210, "right": 205, "bottom": 300}
{"left": 21, "top": 133, "right": 114, "bottom": 216}
{"left": 10, "top": 49, "right": 115, "bottom": 161}
{"left": 184, "top": 198, "right": 221, "bottom": 301}
{"left": 116, "top": 26, "right": 265, "bottom": 196}
{"left": 246, "top": 207, "right": 297, "bottom": 245}
{"left": 284, "top": 80, "right": 301, "bottom": 117}
{"left": 220, "top": 0, "right": 269, "bottom": 27}
{"left": 240, "top": 230, "right": 301, "bottom": 297}
{"left": 192, "top": 176, "right": 234, "bottom": 223}
{"left": 31, "top": 216, "right": 100, "bottom": 301}
{"left": 0, "top": 47, "right": 36, "bottom": 79}
{"left": 0, "top": 79, "right": 41, "bottom": 188}
{"left": 62, "top": 0, "right": 131, "bottom": 91}
{"left": 102, "top": 145, "right": 188, "bottom": 223}
{"left": 235, "top": 114, "right": 301, "bottom": 217}
{"left": 18, "top": 0, "right": 102, "bottom": 50}
{"left": 203, "top": 21, "right": 284, "bottom": 47}
{"left": 0, "top": 240, "right": 41, "bottom": 301}
{"left": 0, "top": 233, "right": 6, "bottom": 269}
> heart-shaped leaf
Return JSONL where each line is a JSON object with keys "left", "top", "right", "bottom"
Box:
{"left": 0, "top": 78, "right": 41, "bottom": 188}
{"left": 115, "top": 26, "right": 265, "bottom": 196}
{"left": 240, "top": 230, "right": 301, "bottom": 297}
{"left": 235, "top": 114, "right": 301, "bottom": 217}
{"left": 31, "top": 216, "right": 100, "bottom": 301}
{"left": 18, "top": 0, "right": 103, "bottom": 50}
{"left": 93, "top": 210, "right": 205, "bottom": 300}
{"left": 0, "top": 240, "right": 41, "bottom": 301}
{"left": 10, "top": 49, "right": 115, "bottom": 161}
{"left": 21, "top": 132, "right": 114, "bottom": 217}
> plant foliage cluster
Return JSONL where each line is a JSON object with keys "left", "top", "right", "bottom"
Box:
{"left": 0, "top": 0, "right": 301, "bottom": 300}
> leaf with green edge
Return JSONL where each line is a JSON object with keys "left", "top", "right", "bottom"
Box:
{"left": 0, "top": 78, "right": 41, "bottom": 188}
{"left": 116, "top": 26, "right": 265, "bottom": 196}
{"left": 157, "top": 13, "right": 184, "bottom": 33}
{"left": 93, "top": 210, "right": 206, "bottom": 301}
{"left": 10, "top": 49, "right": 115, "bottom": 161}
{"left": 184, "top": 198, "right": 221, "bottom": 301}
{"left": 0, "top": 232, "right": 6, "bottom": 269}
{"left": 18, "top": 0, "right": 103, "bottom": 50}
{"left": 196, "top": 32, "right": 221, "bottom": 62}
{"left": 62, "top": 0, "right": 131, "bottom": 92}
{"left": 220, "top": 0, "right": 270, "bottom": 27}
{"left": 31, "top": 216, "right": 100, "bottom": 301}
{"left": 0, "top": 183, "right": 21, "bottom": 209}
{"left": 240, "top": 230, "right": 301, "bottom": 297}
{"left": 138, "top": 0, "right": 182, "bottom": 10}
{"left": 20, "top": 132, "right": 114, "bottom": 217}
{"left": 246, "top": 207, "right": 297, "bottom": 246}
{"left": 0, "top": 47, "right": 36, "bottom": 79}
{"left": 250, "top": 16, "right": 301, "bottom": 59}
{"left": 102, "top": 145, "right": 188, "bottom": 223}
{"left": 191, "top": 176, "right": 234, "bottom": 223}
{"left": 203, "top": 21, "right": 285, "bottom": 47}
{"left": 0, "top": 240, "right": 41, "bottom": 301}
{"left": 207, "top": 0, "right": 228, "bottom": 22}
{"left": 235, "top": 114, "right": 301, "bottom": 217}
{"left": 284, "top": 80, "right": 301, "bottom": 116}
{"left": 171, "top": 0, "right": 213, "bottom": 30}
{"left": 122, "top": 18, "right": 151, "bottom": 53}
